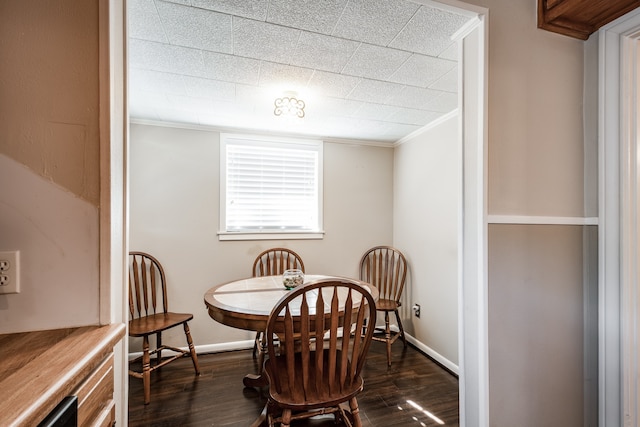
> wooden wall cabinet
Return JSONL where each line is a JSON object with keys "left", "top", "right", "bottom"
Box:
{"left": 0, "top": 324, "right": 125, "bottom": 426}
{"left": 538, "top": 0, "right": 640, "bottom": 39}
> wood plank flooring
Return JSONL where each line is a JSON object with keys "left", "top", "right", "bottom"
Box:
{"left": 128, "top": 341, "right": 459, "bottom": 426}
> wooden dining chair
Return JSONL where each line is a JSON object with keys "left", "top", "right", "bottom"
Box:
{"left": 128, "top": 251, "right": 200, "bottom": 405}
{"left": 252, "top": 248, "right": 305, "bottom": 367}
{"left": 252, "top": 247, "right": 305, "bottom": 277}
{"left": 359, "top": 246, "right": 408, "bottom": 367}
{"left": 261, "top": 278, "right": 377, "bottom": 427}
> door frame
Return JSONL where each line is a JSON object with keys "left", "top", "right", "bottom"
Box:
{"left": 100, "top": 0, "right": 128, "bottom": 424}
{"left": 599, "top": 7, "right": 640, "bottom": 426}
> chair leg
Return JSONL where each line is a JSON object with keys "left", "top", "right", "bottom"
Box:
{"left": 384, "top": 311, "right": 392, "bottom": 367}
{"left": 142, "top": 335, "right": 151, "bottom": 405}
{"left": 281, "top": 409, "right": 292, "bottom": 427}
{"left": 253, "top": 331, "right": 261, "bottom": 358}
{"left": 394, "top": 309, "right": 407, "bottom": 348}
{"left": 183, "top": 322, "right": 200, "bottom": 375}
{"left": 257, "top": 332, "right": 268, "bottom": 373}
{"left": 349, "top": 397, "right": 362, "bottom": 427}
{"left": 156, "top": 332, "right": 162, "bottom": 367}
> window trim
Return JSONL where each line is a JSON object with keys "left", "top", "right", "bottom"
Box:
{"left": 218, "top": 133, "right": 324, "bottom": 241}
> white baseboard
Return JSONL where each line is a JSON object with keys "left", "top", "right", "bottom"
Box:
{"left": 128, "top": 339, "right": 254, "bottom": 361}
{"left": 128, "top": 335, "right": 459, "bottom": 376}
{"left": 404, "top": 333, "right": 459, "bottom": 375}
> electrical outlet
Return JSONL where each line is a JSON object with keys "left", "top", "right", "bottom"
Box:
{"left": 0, "top": 251, "right": 20, "bottom": 294}
{"left": 412, "top": 303, "right": 420, "bottom": 318}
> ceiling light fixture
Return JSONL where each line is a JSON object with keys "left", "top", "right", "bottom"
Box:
{"left": 274, "top": 92, "right": 305, "bottom": 119}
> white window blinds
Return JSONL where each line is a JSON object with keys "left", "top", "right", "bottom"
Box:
{"left": 220, "top": 134, "right": 323, "bottom": 237}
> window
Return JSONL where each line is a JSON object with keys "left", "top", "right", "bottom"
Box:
{"left": 219, "top": 133, "right": 324, "bottom": 240}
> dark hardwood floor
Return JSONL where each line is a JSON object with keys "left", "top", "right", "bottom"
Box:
{"left": 128, "top": 341, "right": 459, "bottom": 426}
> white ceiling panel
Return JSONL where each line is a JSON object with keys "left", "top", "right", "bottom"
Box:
{"left": 352, "top": 103, "right": 403, "bottom": 121}
{"left": 386, "top": 86, "right": 444, "bottom": 109}
{"left": 159, "top": 0, "right": 190, "bottom": 5}
{"left": 233, "top": 18, "right": 300, "bottom": 63}
{"left": 387, "top": 108, "right": 443, "bottom": 126}
{"left": 130, "top": 69, "right": 186, "bottom": 96}
{"left": 348, "top": 79, "right": 403, "bottom": 104}
{"left": 341, "top": 43, "right": 412, "bottom": 80}
{"left": 166, "top": 93, "right": 218, "bottom": 113}
{"left": 129, "top": 0, "right": 168, "bottom": 43}
{"left": 129, "top": 89, "right": 165, "bottom": 120}
{"left": 258, "top": 62, "right": 314, "bottom": 89}
{"left": 382, "top": 123, "right": 424, "bottom": 140}
{"left": 201, "top": 51, "right": 261, "bottom": 85}
{"left": 389, "top": 6, "right": 471, "bottom": 56}
{"left": 438, "top": 42, "right": 459, "bottom": 61}
{"left": 291, "top": 32, "right": 359, "bottom": 74}
{"left": 306, "top": 71, "right": 361, "bottom": 98}
{"left": 423, "top": 92, "right": 458, "bottom": 113}
{"left": 266, "top": 0, "right": 348, "bottom": 34}
{"left": 182, "top": 76, "right": 236, "bottom": 100}
{"left": 128, "top": 0, "right": 476, "bottom": 144}
{"left": 130, "top": 39, "right": 207, "bottom": 77}
{"left": 312, "top": 97, "right": 365, "bottom": 118}
{"left": 389, "top": 54, "right": 456, "bottom": 87}
{"left": 429, "top": 66, "right": 458, "bottom": 92}
{"left": 156, "top": 1, "right": 233, "bottom": 53}
{"left": 191, "top": 0, "right": 269, "bottom": 21}
{"left": 332, "top": 0, "right": 419, "bottom": 45}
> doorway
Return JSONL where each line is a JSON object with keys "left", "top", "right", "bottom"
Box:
{"left": 110, "top": 1, "right": 490, "bottom": 425}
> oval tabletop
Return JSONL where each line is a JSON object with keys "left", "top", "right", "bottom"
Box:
{"left": 204, "top": 274, "right": 378, "bottom": 332}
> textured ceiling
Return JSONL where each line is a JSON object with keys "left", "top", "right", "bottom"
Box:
{"left": 128, "top": 0, "right": 475, "bottom": 144}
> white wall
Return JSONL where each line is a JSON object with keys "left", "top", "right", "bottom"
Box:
{"left": 128, "top": 122, "right": 393, "bottom": 350}
{"left": 394, "top": 114, "right": 459, "bottom": 368}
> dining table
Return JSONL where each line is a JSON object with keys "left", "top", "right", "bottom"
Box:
{"left": 203, "top": 274, "right": 378, "bottom": 388}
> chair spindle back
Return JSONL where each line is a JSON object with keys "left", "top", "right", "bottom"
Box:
{"left": 359, "top": 246, "right": 407, "bottom": 303}
{"left": 265, "top": 279, "right": 376, "bottom": 403}
{"left": 252, "top": 247, "right": 305, "bottom": 277}
{"left": 129, "top": 251, "right": 169, "bottom": 319}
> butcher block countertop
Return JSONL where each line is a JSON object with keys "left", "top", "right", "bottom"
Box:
{"left": 0, "top": 323, "right": 125, "bottom": 426}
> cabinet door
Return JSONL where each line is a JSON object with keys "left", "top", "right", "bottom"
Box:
{"left": 72, "top": 353, "right": 115, "bottom": 426}
{"left": 538, "top": 0, "right": 640, "bottom": 39}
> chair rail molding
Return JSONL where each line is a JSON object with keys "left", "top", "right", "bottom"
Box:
{"left": 599, "top": 7, "right": 640, "bottom": 426}
{"left": 487, "top": 215, "right": 598, "bottom": 225}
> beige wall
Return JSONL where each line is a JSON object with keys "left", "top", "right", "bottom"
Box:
{"left": 488, "top": 224, "right": 586, "bottom": 425}
{"left": 459, "top": 0, "right": 593, "bottom": 424}
{"left": 0, "top": 0, "right": 101, "bottom": 206}
{"left": 128, "top": 123, "right": 394, "bottom": 350}
{"left": 394, "top": 114, "right": 459, "bottom": 368}
{"left": 0, "top": 0, "right": 102, "bottom": 333}
{"left": 463, "top": 0, "right": 585, "bottom": 217}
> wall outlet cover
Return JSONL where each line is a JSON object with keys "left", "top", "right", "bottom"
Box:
{"left": 0, "top": 251, "right": 20, "bottom": 294}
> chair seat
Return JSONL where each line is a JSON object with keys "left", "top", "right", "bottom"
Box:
{"left": 264, "top": 350, "right": 364, "bottom": 410}
{"left": 129, "top": 312, "right": 194, "bottom": 336}
{"left": 375, "top": 298, "right": 400, "bottom": 311}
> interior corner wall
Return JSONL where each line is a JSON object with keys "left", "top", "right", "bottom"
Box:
{"left": 393, "top": 114, "right": 459, "bottom": 368}
{"left": 128, "top": 123, "right": 393, "bottom": 351}
{"left": 458, "top": 0, "right": 589, "bottom": 425}
{"left": 0, "top": 0, "right": 101, "bottom": 333}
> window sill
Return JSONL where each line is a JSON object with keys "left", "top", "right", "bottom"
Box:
{"left": 218, "top": 231, "right": 325, "bottom": 241}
